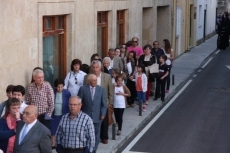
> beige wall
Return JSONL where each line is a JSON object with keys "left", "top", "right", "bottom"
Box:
{"left": 172, "top": 0, "right": 195, "bottom": 57}
{"left": 0, "top": 0, "right": 38, "bottom": 101}
{"left": 0, "top": 0, "right": 172, "bottom": 102}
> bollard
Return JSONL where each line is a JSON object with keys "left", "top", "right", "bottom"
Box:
{"left": 172, "top": 74, "right": 175, "bottom": 85}
{"left": 139, "top": 102, "right": 142, "bottom": 116}
{"left": 112, "top": 123, "right": 116, "bottom": 140}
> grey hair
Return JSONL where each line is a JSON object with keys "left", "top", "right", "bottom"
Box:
{"left": 69, "top": 96, "right": 82, "bottom": 104}
{"left": 32, "top": 69, "right": 44, "bottom": 77}
{"left": 103, "top": 57, "right": 111, "bottom": 64}
{"left": 91, "top": 60, "right": 102, "bottom": 67}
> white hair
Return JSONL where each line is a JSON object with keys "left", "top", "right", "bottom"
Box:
{"left": 87, "top": 74, "right": 97, "bottom": 82}
{"left": 103, "top": 57, "right": 111, "bottom": 64}
{"left": 32, "top": 69, "right": 44, "bottom": 77}
{"left": 69, "top": 96, "right": 82, "bottom": 104}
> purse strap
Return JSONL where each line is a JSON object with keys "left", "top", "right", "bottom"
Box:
{"left": 67, "top": 72, "right": 72, "bottom": 90}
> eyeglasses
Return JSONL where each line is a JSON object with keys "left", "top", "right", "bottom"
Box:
{"left": 132, "top": 41, "right": 138, "bottom": 43}
{"left": 75, "top": 76, "right": 78, "bottom": 84}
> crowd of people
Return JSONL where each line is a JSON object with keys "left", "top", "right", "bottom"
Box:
{"left": 0, "top": 36, "right": 174, "bottom": 153}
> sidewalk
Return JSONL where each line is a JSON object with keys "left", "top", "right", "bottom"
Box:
{"left": 97, "top": 35, "right": 218, "bottom": 153}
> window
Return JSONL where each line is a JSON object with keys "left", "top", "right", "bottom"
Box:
{"left": 117, "top": 10, "right": 125, "bottom": 47}
{"left": 97, "top": 12, "right": 108, "bottom": 58}
{"left": 43, "top": 16, "right": 66, "bottom": 86}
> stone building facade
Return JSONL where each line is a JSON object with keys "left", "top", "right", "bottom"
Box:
{"left": 0, "top": 0, "right": 172, "bottom": 101}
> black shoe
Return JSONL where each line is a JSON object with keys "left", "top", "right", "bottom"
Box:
{"left": 153, "top": 98, "right": 158, "bottom": 101}
{"left": 161, "top": 99, "right": 165, "bottom": 103}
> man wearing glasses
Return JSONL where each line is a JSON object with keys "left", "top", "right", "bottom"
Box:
{"left": 127, "top": 37, "right": 143, "bottom": 59}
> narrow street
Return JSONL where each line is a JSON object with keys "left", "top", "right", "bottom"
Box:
{"left": 122, "top": 49, "right": 230, "bottom": 153}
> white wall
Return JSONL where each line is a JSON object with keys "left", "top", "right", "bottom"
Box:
{"left": 196, "top": 0, "right": 217, "bottom": 41}
{"left": 205, "top": 0, "right": 217, "bottom": 36}
{"left": 196, "top": 0, "right": 205, "bottom": 41}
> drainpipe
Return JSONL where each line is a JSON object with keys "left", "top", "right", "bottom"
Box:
{"left": 172, "top": 0, "right": 177, "bottom": 55}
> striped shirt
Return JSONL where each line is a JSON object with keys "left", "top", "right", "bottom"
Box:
{"left": 25, "top": 82, "right": 54, "bottom": 116}
{"left": 56, "top": 111, "right": 95, "bottom": 152}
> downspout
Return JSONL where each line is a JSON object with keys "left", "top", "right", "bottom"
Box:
{"left": 172, "top": 0, "right": 177, "bottom": 55}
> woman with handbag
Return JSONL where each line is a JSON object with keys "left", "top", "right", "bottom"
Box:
{"left": 162, "top": 39, "right": 174, "bottom": 93}
{"left": 64, "top": 59, "right": 86, "bottom": 96}
{"left": 138, "top": 44, "right": 156, "bottom": 104}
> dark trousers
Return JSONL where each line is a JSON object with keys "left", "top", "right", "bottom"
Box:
{"left": 146, "top": 80, "right": 152, "bottom": 100}
{"left": 155, "top": 79, "right": 166, "bottom": 101}
{"left": 166, "top": 65, "right": 172, "bottom": 90}
{"left": 126, "top": 79, "right": 136, "bottom": 105}
{"left": 94, "top": 122, "right": 102, "bottom": 151}
{"left": 37, "top": 114, "right": 51, "bottom": 130}
{"left": 100, "top": 109, "right": 108, "bottom": 140}
{"left": 114, "top": 108, "right": 125, "bottom": 131}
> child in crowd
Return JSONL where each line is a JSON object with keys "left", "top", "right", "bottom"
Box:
{"left": 135, "top": 64, "right": 148, "bottom": 111}
{"left": 114, "top": 76, "right": 130, "bottom": 135}
{"left": 0, "top": 85, "right": 14, "bottom": 117}
{"left": 51, "top": 78, "right": 71, "bottom": 149}
{"left": 112, "top": 68, "right": 124, "bottom": 86}
{"left": 154, "top": 55, "right": 169, "bottom": 102}
{"left": 12, "top": 85, "right": 28, "bottom": 114}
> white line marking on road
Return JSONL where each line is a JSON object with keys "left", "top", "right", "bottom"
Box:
{"left": 226, "top": 65, "right": 230, "bottom": 70}
{"left": 193, "top": 74, "right": 197, "bottom": 77}
{"left": 215, "top": 50, "right": 220, "bottom": 54}
{"left": 201, "top": 57, "right": 213, "bottom": 68}
{"left": 122, "top": 80, "right": 193, "bottom": 153}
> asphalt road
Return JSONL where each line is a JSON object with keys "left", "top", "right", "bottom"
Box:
{"left": 123, "top": 49, "right": 230, "bottom": 153}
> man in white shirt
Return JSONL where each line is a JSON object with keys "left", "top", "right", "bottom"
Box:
{"left": 83, "top": 60, "right": 114, "bottom": 144}
{"left": 12, "top": 85, "right": 28, "bottom": 114}
{"left": 14, "top": 105, "right": 52, "bottom": 153}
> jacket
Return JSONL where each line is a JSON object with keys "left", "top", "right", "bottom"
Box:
{"left": 52, "top": 89, "right": 71, "bottom": 116}
{"left": 135, "top": 73, "right": 148, "bottom": 92}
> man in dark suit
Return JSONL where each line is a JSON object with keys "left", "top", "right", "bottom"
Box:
{"left": 83, "top": 60, "right": 114, "bottom": 144}
{"left": 78, "top": 74, "right": 107, "bottom": 152}
{"left": 14, "top": 105, "right": 52, "bottom": 153}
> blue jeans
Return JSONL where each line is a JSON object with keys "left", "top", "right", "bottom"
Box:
{"left": 137, "top": 91, "right": 146, "bottom": 103}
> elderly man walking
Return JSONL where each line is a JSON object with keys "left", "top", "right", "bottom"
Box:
{"left": 79, "top": 74, "right": 107, "bottom": 153}
{"left": 26, "top": 69, "right": 54, "bottom": 129}
{"left": 14, "top": 105, "right": 52, "bottom": 153}
{"left": 56, "top": 96, "right": 95, "bottom": 153}
{"left": 83, "top": 60, "right": 114, "bottom": 145}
